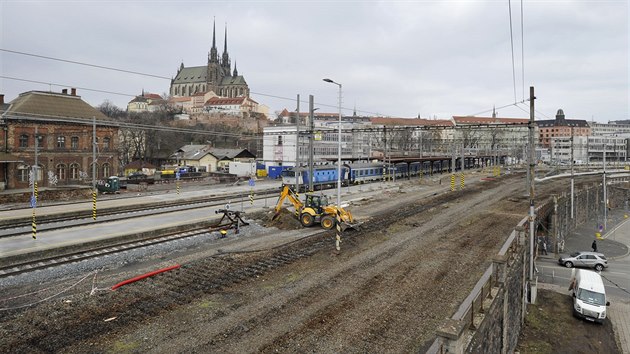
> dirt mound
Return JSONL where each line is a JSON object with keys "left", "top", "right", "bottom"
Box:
{"left": 262, "top": 208, "right": 304, "bottom": 230}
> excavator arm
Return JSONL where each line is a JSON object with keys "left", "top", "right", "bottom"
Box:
{"left": 273, "top": 185, "right": 304, "bottom": 219}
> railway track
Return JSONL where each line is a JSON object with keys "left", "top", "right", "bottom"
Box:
{"left": 0, "top": 175, "right": 477, "bottom": 353}
{"left": 0, "top": 177, "right": 458, "bottom": 280}
{"left": 2, "top": 172, "right": 612, "bottom": 353}
{"left": 0, "top": 189, "right": 281, "bottom": 238}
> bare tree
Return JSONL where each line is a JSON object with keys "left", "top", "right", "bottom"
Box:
{"left": 460, "top": 126, "right": 482, "bottom": 150}
{"left": 97, "top": 100, "right": 126, "bottom": 119}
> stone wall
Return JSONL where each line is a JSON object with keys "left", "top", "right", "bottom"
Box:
{"left": 0, "top": 186, "right": 92, "bottom": 205}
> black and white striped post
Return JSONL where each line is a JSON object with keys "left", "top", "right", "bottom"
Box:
{"left": 92, "top": 189, "right": 97, "bottom": 220}
{"left": 335, "top": 209, "right": 342, "bottom": 251}
{"left": 30, "top": 189, "right": 37, "bottom": 240}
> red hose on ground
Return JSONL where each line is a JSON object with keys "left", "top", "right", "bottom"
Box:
{"left": 111, "top": 264, "right": 181, "bottom": 290}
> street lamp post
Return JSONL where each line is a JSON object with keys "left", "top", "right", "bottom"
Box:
{"left": 323, "top": 78, "right": 342, "bottom": 208}
{"left": 323, "top": 78, "right": 342, "bottom": 252}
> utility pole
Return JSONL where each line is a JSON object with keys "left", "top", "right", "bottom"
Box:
{"left": 33, "top": 125, "right": 38, "bottom": 191}
{"left": 528, "top": 86, "right": 537, "bottom": 303}
{"left": 570, "top": 127, "right": 574, "bottom": 220}
{"left": 295, "top": 94, "right": 300, "bottom": 193}
{"left": 31, "top": 125, "right": 39, "bottom": 239}
{"left": 308, "top": 95, "right": 314, "bottom": 192}
{"left": 92, "top": 116, "right": 97, "bottom": 220}
{"left": 603, "top": 137, "right": 607, "bottom": 231}
{"left": 383, "top": 126, "right": 387, "bottom": 182}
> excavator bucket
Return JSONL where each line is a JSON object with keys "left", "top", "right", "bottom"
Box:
{"left": 340, "top": 220, "right": 363, "bottom": 231}
{"left": 331, "top": 208, "right": 362, "bottom": 231}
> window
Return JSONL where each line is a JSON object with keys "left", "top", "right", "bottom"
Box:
{"left": 36, "top": 135, "right": 44, "bottom": 147}
{"left": 103, "top": 137, "right": 111, "bottom": 150}
{"left": 19, "top": 134, "right": 29, "bottom": 148}
{"left": 91, "top": 163, "right": 99, "bottom": 179}
{"left": 57, "top": 136, "right": 66, "bottom": 148}
{"left": 277, "top": 136, "right": 283, "bottom": 146}
{"left": 17, "top": 164, "right": 29, "bottom": 182}
{"left": 34, "top": 165, "right": 43, "bottom": 182}
{"left": 102, "top": 163, "right": 110, "bottom": 177}
{"left": 70, "top": 163, "right": 80, "bottom": 180}
{"left": 71, "top": 136, "right": 79, "bottom": 149}
{"left": 56, "top": 164, "right": 67, "bottom": 181}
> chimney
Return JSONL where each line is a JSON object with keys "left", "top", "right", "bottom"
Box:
{"left": 62, "top": 89, "right": 68, "bottom": 94}
{"left": 71, "top": 88, "right": 76, "bottom": 96}
{"left": 0, "top": 94, "right": 4, "bottom": 105}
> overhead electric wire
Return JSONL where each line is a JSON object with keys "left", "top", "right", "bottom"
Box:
{"left": 520, "top": 0, "right": 525, "bottom": 102}
{"left": 4, "top": 48, "right": 530, "bottom": 120}
{"left": 0, "top": 48, "right": 171, "bottom": 80}
{"left": 0, "top": 76, "right": 137, "bottom": 97}
{"left": 468, "top": 100, "right": 527, "bottom": 117}
{"left": 508, "top": 0, "right": 518, "bottom": 104}
{"left": 1, "top": 112, "right": 248, "bottom": 138}
{"left": 516, "top": 102, "right": 552, "bottom": 119}
{"left": 3, "top": 48, "right": 396, "bottom": 117}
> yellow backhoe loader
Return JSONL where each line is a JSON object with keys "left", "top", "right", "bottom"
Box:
{"left": 272, "top": 185, "right": 359, "bottom": 230}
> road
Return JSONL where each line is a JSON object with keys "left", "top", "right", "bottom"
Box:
{"left": 536, "top": 207, "right": 630, "bottom": 298}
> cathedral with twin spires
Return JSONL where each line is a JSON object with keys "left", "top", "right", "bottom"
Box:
{"left": 169, "top": 20, "right": 249, "bottom": 99}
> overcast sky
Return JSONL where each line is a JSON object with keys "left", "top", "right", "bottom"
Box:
{"left": 1, "top": 0, "right": 628, "bottom": 122}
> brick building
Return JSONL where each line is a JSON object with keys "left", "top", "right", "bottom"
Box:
{"left": 536, "top": 109, "right": 590, "bottom": 148}
{"left": 0, "top": 90, "right": 120, "bottom": 190}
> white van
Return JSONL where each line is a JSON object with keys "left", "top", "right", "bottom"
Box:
{"left": 569, "top": 269, "right": 610, "bottom": 323}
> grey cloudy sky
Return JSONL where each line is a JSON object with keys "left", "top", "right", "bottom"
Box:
{"left": 1, "top": 0, "right": 628, "bottom": 122}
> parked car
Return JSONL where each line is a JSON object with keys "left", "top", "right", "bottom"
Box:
{"left": 558, "top": 251, "right": 608, "bottom": 271}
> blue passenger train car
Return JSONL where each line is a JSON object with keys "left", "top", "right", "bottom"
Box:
{"left": 281, "top": 165, "right": 350, "bottom": 190}
{"left": 344, "top": 162, "right": 387, "bottom": 184}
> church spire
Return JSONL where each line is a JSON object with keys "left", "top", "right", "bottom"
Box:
{"left": 212, "top": 19, "right": 216, "bottom": 48}
{"left": 209, "top": 17, "right": 218, "bottom": 63}
{"left": 233, "top": 61, "right": 238, "bottom": 77}
{"left": 223, "top": 23, "right": 228, "bottom": 54}
{"left": 221, "top": 23, "right": 231, "bottom": 73}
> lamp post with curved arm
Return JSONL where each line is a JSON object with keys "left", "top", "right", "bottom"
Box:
{"left": 323, "top": 78, "right": 342, "bottom": 251}
{"left": 322, "top": 78, "right": 342, "bottom": 208}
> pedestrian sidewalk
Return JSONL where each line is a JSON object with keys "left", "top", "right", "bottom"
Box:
{"left": 538, "top": 208, "right": 630, "bottom": 354}
{"left": 561, "top": 209, "right": 630, "bottom": 260}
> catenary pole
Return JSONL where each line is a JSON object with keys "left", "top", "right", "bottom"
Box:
{"left": 528, "top": 86, "right": 536, "bottom": 303}
{"left": 295, "top": 94, "right": 300, "bottom": 193}
{"left": 308, "top": 95, "right": 314, "bottom": 192}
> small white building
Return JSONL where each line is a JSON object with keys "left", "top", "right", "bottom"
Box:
{"left": 204, "top": 96, "right": 258, "bottom": 116}
{"left": 262, "top": 123, "right": 357, "bottom": 172}
{"left": 127, "top": 92, "right": 166, "bottom": 113}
